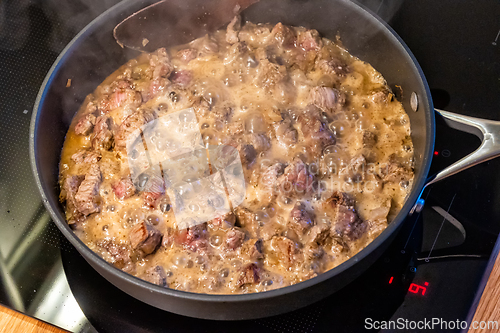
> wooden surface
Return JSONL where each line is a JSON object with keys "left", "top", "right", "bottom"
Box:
{"left": 0, "top": 305, "right": 66, "bottom": 333}
{"left": 468, "top": 243, "right": 500, "bottom": 333}
{"left": 1, "top": 250, "right": 500, "bottom": 333}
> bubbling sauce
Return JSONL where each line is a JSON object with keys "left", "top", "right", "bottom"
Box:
{"left": 59, "top": 20, "right": 414, "bottom": 294}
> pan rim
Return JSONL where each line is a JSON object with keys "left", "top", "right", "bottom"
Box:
{"left": 29, "top": 0, "right": 435, "bottom": 305}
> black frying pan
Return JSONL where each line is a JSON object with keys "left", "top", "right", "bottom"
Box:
{"left": 29, "top": 0, "right": 499, "bottom": 320}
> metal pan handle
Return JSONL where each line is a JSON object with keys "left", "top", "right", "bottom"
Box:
{"left": 410, "top": 109, "right": 500, "bottom": 214}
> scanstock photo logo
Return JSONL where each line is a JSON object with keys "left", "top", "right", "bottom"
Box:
{"left": 365, "top": 317, "right": 499, "bottom": 331}
{"left": 126, "top": 108, "right": 246, "bottom": 230}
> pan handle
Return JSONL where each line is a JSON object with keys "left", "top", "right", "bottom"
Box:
{"left": 410, "top": 109, "right": 500, "bottom": 214}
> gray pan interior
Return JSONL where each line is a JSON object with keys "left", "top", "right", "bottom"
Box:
{"left": 29, "top": 0, "right": 434, "bottom": 320}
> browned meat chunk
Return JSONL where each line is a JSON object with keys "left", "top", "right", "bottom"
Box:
{"left": 270, "top": 236, "right": 300, "bottom": 268}
{"left": 278, "top": 29, "right": 321, "bottom": 72}
{"left": 71, "top": 150, "right": 101, "bottom": 165}
{"left": 309, "top": 86, "right": 345, "bottom": 115}
{"left": 225, "top": 227, "right": 246, "bottom": 250}
{"left": 316, "top": 58, "right": 349, "bottom": 76}
{"left": 176, "top": 48, "right": 197, "bottom": 63}
{"left": 108, "top": 89, "right": 142, "bottom": 111}
{"left": 238, "top": 24, "right": 270, "bottom": 45}
{"left": 112, "top": 177, "right": 136, "bottom": 200}
{"left": 129, "top": 221, "right": 162, "bottom": 255}
{"left": 277, "top": 158, "right": 314, "bottom": 197}
{"left": 207, "top": 105, "right": 234, "bottom": 123}
{"left": 289, "top": 202, "right": 315, "bottom": 235}
{"left": 273, "top": 116, "right": 297, "bottom": 147}
{"left": 114, "top": 108, "right": 156, "bottom": 152}
{"left": 209, "top": 212, "right": 236, "bottom": 229}
{"left": 74, "top": 114, "right": 96, "bottom": 135}
{"left": 226, "top": 15, "right": 241, "bottom": 44}
{"left": 304, "top": 243, "right": 325, "bottom": 260}
{"left": 97, "top": 95, "right": 111, "bottom": 114}
{"left": 139, "top": 170, "right": 166, "bottom": 208}
{"left": 290, "top": 51, "right": 317, "bottom": 72}
{"left": 246, "top": 133, "right": 270, "bottom": 152}
{"left": 169, "top": 70, "right": 192, "bottom": 88}
{"left": 298, "top": 30, "right": 322, "bottom": 51}
{"left": 83, "top": 151, "right": 101, "bottom": 164}
{"left": 70, "top": 150, "right": 87, "bottom": 164}
{"left": 342, "top": 154, "right": 367, "bottom": 182}
{"left": 195, "top": 95, "right": 233, "bottom": 122}
{"left": 323, "top": 191, "right": 366, "bottom": 241}
{"left": 260, "top": 162, "right": 285, "bottom": 192}
{"left": 145, "top": 78, "right": 169, "bottom": 101}
{"left": 74, "top": 164, "right": 102, "bottom": 216}
{"left": 297, "top": 105, "right": 336, "bottom": 159}
{"left": 254, "top": 47, "right": 269, "bottom": 62}
{"left": 97, "top": 239, "right": 134, "bottom": 273}
{"left": 183, "top": 224, "right": 207, "bottom": 241}
{"left": 142, "top": 191, "right": 163, "bottom": 209}
{"left": 241, "top": 238, "right": 263, "bottom": 260}
{"left": 175, "top": 224, "right": 208, "bottom": 254}
{"left": 111, "top": 77, "right": 133, "bottom": 91}
{"left": 256, "top": 59, "right": 286, "bottom": 89}
{"left": 237, "top": 263, "right": 261, "bottom": 287}
{"left": 150, "top": 47, "right": 173, "bottom": 80}
{"left": 185, "top": 238, "right": 208, "bottom": 254}
{"left": 308, "top": 224, "right": 330, "bottom": 245}
{"left": 371, "top": 89, "right": 393, "bottom": 104}
{"left": 83, "top": 100, "right": 97, "bottom": 115}
{"left": 363, "top": 131, "right": 377, "bottom": 148}
{"left": 324, "top": 190, "right": 353, "bottom": 207}
{"left": 238, "top": 144, "right": 257, "bottom": 167}
{"left": 235, "top": 207, "right": 259, "bottom": 238}
{"left": 381, "top": 162, "right": 413, "bottom": 184}
{"left": 92, "top": 116, "right": 114, "bottom": 150}
{"left": 271, "top": 22, "right": 296, "bottom": 48}
{"left": 99, "top": 156, "right": 121, "bottom": 179}
{"left": 71, "top": 151, "right": 102, "bottom": 176}
{"left": 330, "top": 236, "right": 348, "bottom": 254}
{"left": 60, "top": 175, "right": 84, "bottom": 203}
{"left": 335, "top": 205, "right": 366, "bottom": 240}
{"left": 144, "top": 265, "right": 168, "bottom": 287}
{"left": 60, "top": 175, "right": 85, "bottom": 224}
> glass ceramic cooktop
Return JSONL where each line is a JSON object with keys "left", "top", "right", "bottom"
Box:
{"left": 0, "top": 1, "right": 499, "bottom": 332}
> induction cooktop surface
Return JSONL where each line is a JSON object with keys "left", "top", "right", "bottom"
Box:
{"left": 0, "top": 1, "right": 499, "bottom": 332}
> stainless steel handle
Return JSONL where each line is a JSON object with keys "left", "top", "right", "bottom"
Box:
{"left": 410, "top": 109, "right": 500, "bottom": 214}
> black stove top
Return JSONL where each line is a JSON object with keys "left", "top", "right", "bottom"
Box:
{"left": 1, "top": 1, "right": 499, "bottom": 332}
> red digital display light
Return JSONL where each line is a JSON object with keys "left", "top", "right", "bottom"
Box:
{"left": 434, "top": 151, "right": 439, "bottom": 156}
{"left": 388, "top": 277, "right": 429, "bottom": 296}
{"left": 408, "top": 282, "right": 429, "bottom": 295}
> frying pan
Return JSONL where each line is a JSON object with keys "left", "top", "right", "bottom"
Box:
{"left": 29, "top": 0, "right": 500, "bottom": 320}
